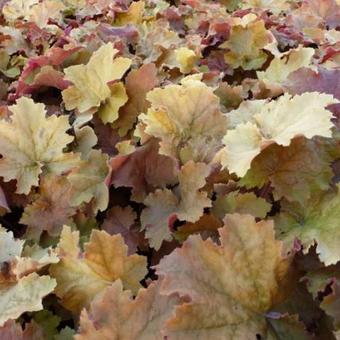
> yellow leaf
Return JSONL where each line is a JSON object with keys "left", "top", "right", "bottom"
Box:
{"left": 115, "top": 1, "right": 145, "bottom": 25}
{"left": 0, "top": 97, "right": 79, "bottom": 194}
{"left": 50, "top": 226, "right": 147, "bottom": 313}
{"left": 223, "top": 14, "right": 271, "bottom": 70}
{"left": 62, "top": 43, "right": 131, "bottom": 113}
{"left": 98, "top": 82, "right": 128, "bottom": 124}
{"left": 163, "top": 47, "right": 198, "bottom": 74}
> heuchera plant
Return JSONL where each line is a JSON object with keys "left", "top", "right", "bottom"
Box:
{"left": 0, "top": 0, "right": 339, "bottom": 338}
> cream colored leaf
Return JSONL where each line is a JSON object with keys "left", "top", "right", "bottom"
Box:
{"left": 3, "top": 0, "right": 38, "bottom": 21}
{"left": 12, "top": 245, "right": 59, "bottom": 280}
{"left": 163, "top": 47, "right": 198, "bottom": 74}
{"left": 28, "top": 0, "right": 65, "bottom": 28}
{"left": 114, "top": 0, "right": 145, "bottom": 25}
{"left": 242, "top": 0, "right": 292, "bottom": 13}
{"left": 0, "top": 273, "right": 56, "bottom": 327}
{"left": 220, "top": 93, "right": 337, "bottom": 176}
{"left": 0, "top": 227, "right": 24, "bottom": 263}
{"left": 0, "top": 97, "right": 79, "bottom": 194}
{"left": 0, "top": 227, "right": 58, "bottom": 282}
{"left": 219, "top": 122, "right": 262, "bottom": 176}
{"left": 140, "top": 80, "right": 227, "bottom": 164}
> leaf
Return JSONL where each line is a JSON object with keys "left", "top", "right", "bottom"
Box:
{"left": 68, "top": 150, "right": 110, "bottom": 212}
{"left": 257, "top": 47, "right": 315, "bottom": 90}
{"left": 102, "top": 206, "right": 143, "bottom": 255}
{"left": 16, "top": 65, "right": 70, "bottom": 96}
{"left": 0, "top": 227, "right": 58, "bottom": 283}
{"left": 156, "top": 214, "right": 289, "bottom": 339}
{"left": 97, "top": 82, "right": 128, "bottom": 124}
{"left": 163, "top": 47, "right": 198, "bottom": 74}
{"left": 267, "top": 314, "right": 312, "bottom": 340}
{"left": 304, "top": 266, "right": 340, "bottom": 332}
{"left": 320, "top": 281, "right": 340, "bottom": 331}
{"left": 141, "top": 161, "right": 211, "bottom": 250}
{"left": 0, "top": 320, "right": 29, "bottom": 339}
{"left": 112, "top": 63, "right": 158, "bottom": 137}
{"left": 242, "top": 0, "right": 291, "bottom": 13}
{"left": 0, "top": 273, "right": 56, "bottom": 327}
{"left": 73, "top": 126, "right": 98, "bottom": 159}
{"left": 3, "top": 0, "right": 38, "bottom": 21}
{"left": 275, "top": 186, "right": 340, "bottom": 265}
{"left": 0, "top": 228, "right": 58, "bottom": 327}
{"left": 50, "top": 226, "right": 147, "bottom": 313}
{"left": 0, "top": 227, "right": 24, "bottom": 263}
{"left": 62, "top": 43, "right": 131, "bottom": 113}
{"left": 223, "top": 14, "right": 272, "bottom": 70}
{"left": 240, "top": 137, "right": 337, "bottom": 204}
{"left": 174, "top": 213, "right": 223, "bottom": 243}
{"left": 0, "top": 97, "right": 79, "bottom": 194}
{"left": 33, "top": 310, "right": 61, "bottom": 339}
{"left": 110, "top": 139, "right": 178, "bottom": 202}
{"left": 141, "top": 189, "right": 178, "bottom": 250}
{"left": 212, "top": 191, "right": 271, "bottom": 219}
{"left": 174, "top": 47, "right": 198, "bottom": 74}
{"left": 76, "top": 280, "right": 180, "bottom": 340}
{"left": 0, "top": 319, "right": 44, "bottom": 339}
{"left": 114, "top": 0, "right": 145, "bottom": 26}
{"left": 139, "top": 79, "right": 227, "bottom": 164}
{"left": 219, "top": 92, "right": 337, "bottom": 177}
{"left": 55, "top": 327, "right": 76, "bottom": 340}
{"left": 28, "top": 0, "right": 65, "bottom": 28}
{"left": 20, "top": 175, "right": 76, "bottom": 239}
{"left": 284, "top": 67, "right": 340, "bottom": 99}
